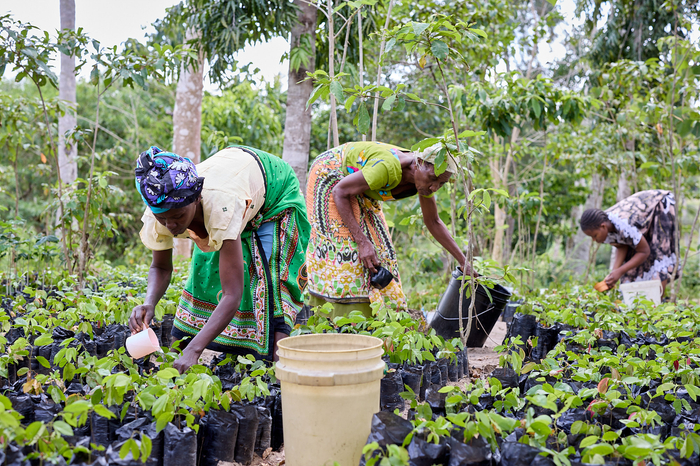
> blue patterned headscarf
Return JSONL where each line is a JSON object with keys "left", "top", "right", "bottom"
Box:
{"left": 134, "top": 146, "right": 204, "bottom": 214}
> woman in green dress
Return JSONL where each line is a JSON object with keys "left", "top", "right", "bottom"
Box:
{"left": 130, "top": 145, "right": 309, "bottom": 373}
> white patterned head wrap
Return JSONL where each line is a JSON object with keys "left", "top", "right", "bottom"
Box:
{"left": 415, "top": 143, "right": 458, "bottom": 174}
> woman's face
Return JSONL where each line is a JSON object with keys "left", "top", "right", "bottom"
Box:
{"left": 584, "top": 224, "right": 609, "bottom": 244}
{"left": 414, "top": 162, "right": 452, "bottom": 197}
{"left": 153, "top": 201, "right": 198, "bottom": 236}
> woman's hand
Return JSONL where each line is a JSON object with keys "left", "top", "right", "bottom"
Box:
{"left": 461, "top": 263, "right": 479, "bottom": 277}
{"left": 358, "top": 239, "right": 380, "bottom": 274}
{"left": 129, "top": 304, "right": 155, "bottom": 335}
{"left": 604, "top": 269, "right": 624, "bottom": 288}
{"left": 173, "top": 347, "right": 202, "bottom": 374}
{"left": 131, "top": 249, "right": 174, "bottom": 335}
{"left": 332, "top": 172, "right": 381, "bottom": 274}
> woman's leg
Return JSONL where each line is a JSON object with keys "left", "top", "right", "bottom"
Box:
{"left": 257, "top": 221, "right": 275, "bottom": 261}
{"left": 272, "top": 332, "right": 288, "bottom": 362}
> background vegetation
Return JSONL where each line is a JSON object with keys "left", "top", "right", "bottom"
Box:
{"left": 1, "top": 0, "right": 699, "bottom": 306}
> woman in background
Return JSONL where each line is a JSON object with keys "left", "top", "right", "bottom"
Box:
{"left": 580, "top": 189, "right": 679, "bottom": 293}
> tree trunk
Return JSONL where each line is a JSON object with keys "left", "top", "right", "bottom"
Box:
{"left": 370, "top": 0, "right": 395, "bottom": 141}
{"left": 58, "top": 0, "right": 77, "bottom": 185}
{"left": 327, "top": 0, "right": 340, "bottom": 148}
{"left": 570, "top": 173, "right": 605, "bottom": 276}
{"left": 282, "top": 0, "right": 317, "bottom": 193}
{"left": 609, "top": 168, "right": 633, "bottom": 269}
{"left": 172, "top": 29, "right": 204, "bottom": 259}
{"left": 490, "top": 151, "right": 512, "bottom": 264}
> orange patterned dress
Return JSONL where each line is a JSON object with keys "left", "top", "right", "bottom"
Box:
{"left": 305, "top": 143, "right": 408, "bottom": 313}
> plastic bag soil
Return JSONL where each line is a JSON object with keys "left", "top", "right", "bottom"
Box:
{"left": 230, "top": 404, "right": 259, "bottom": 465}
{"left": 270, "top": 392, "right": 283, "bottom": 451}
{"left": 52, "top": 326, "right": 74, "bottom": 341}
{"left": 447, "top": 435, "right": 492, "bottom": 466}
{"left": 667, "top": 448, "right": 700, "bottom": 466}
{"left": 161, "top": 314, "right": 175, "bottom": 346}
{"left": 647, "top": 400, "right": 677, "bottom": 425}
{"left": 500, "top": 441, "right": 542, "bottom": 466}
{"left": 418, "top": 364, "right": 430, "bottom": 401}
{"left": 400, "top": 365, "right": 423, "bottom": 400}
{"left": 491, "top": 367, "right": 519, "bottom": 389}
{"left": 105, "top": 324, "right": 129, "bottom": 349}
{"left": 555, "top": 408, "right": 592, "bottom": 433}
{"left": 427, "top": 360, "right": 442, "bottom": 386}
{"left": 6, "top": 327, "right": 24, "bottom": 345}
{"left": 424, "top": 384, "right": 447, "bottom": 413}
{"left": 114, "top": 420, "right": 162, "bottom": 466}
{"left": 596, "top": 331, "right": 619, "bottom": 349}
{"left": 115, "top": 418, "right": 150, "bottom": 441}
{"left": 406, "top": 431, "right": 448, "bottom": 466}
{"left": 437, "top": 358, "right": 449, "bottom": 385}
{"left": 531, "top": 324, "right": 559, "bottom": 361}
{"left": 3, "top": 444, "right": 25, "bottom": 466}
{"left": 163, "top": 423, "right": 197, "bottom": 466}
{"left": 34, "top": 399, "right": 59, "bottom": 423}
{"left": 198, "top": 408, "right": 239, "bottom": 466}
{"left": 109, "top": 404, "right": 139, "bottom": 439}
{"left": 254, "top": 406, "right": 272, "bottom": 457}
{"left": 531, "top": 454, "right": 557, "bottom": 466}
{"left": 66, "top": 381, "right": 87, "bottom": 396}
{"left": 380, "top": 369, "right": 405, "bottom": 411}
{"left": 461, "top": 348, "right": 470, "bottom": 375}
{"left": 507, "top": 313, "right": 537, "bottom": 348}
{"left": 108, "top": 441, "right": 157, "bottom": 466}
{"left": 366, "top": 411, "right": 413, "bottom": 447}
{"left": 142, "top": 422, "right": 164, "bottom": 466}
{"left": 90, "top": 410, "right": 112, "bottom": 447}
{"left": 9, "top": 394, "right": 34, "bottom": 423}
{"left": 32, "top": 344, "right": 54, "bottom": 374}
{"left": 620, "top": 331, "right": 644, "bottom": 348}
{"left": 95, "top": 333, "right": 115, "bottom": 358}
{"left": 447, "top": 356, "right": 459, "bottom": 382}
{"left": 477, "top": 393, "right": 495, "bottom": 411}
{"left": 457, "top": 350, "right": 465, "bottom": 379}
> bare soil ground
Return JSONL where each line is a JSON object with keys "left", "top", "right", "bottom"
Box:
{"left": 220, "top": 320, "right": 508, "bottom": 466}
{"left": 218, "top": 450, "right": 285, "bottom": 466}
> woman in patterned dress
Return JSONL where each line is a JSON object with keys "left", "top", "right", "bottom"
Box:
{"left": 129, "top": 146, "right": 309, "bottom": 373}
{"left": 580, "top": 189, "right": 679, "bottom": 292}
{"left": 305, "top": 141, "right": 471, "bottom": 316}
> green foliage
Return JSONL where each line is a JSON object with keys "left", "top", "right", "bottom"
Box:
{"left": 201, "top": 79, "right": 285, "bottom": 157}
{"left": 154, "top": 0, "right": 298, "bottom": 85}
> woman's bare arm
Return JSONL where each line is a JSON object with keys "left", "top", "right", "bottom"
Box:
{"left": 173, "top": 238, "right": 244, "bottom": 373}
{"left": 332, "top": 171, "right": 380, "bottom": 273}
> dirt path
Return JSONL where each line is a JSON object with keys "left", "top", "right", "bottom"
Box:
{"left": 468, "top": 320, "right": 506, "bottom": 380}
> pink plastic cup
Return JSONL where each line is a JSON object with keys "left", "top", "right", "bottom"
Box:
{"left": 125, "top": 328, "right": 161, "bottom": 359}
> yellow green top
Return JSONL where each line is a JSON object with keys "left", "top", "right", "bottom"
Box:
{"left": 341, "top": 142, "right": 407, "bottom": 201}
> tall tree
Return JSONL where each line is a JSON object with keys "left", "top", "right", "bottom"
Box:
{"left": 58, "top": 0, "right": 77, "bottom": 185}
{"left": 571, "top": 173, "right": 605, "bottom": 275}
{"left": 282, "top": 0, "right": 317, "bottom": 193}
{"left": 155, "top": 0, "right": 298, "bottom": 257}
{"left": 172, "top": 28, "right": 204, "bottom": 258}
{"left": 578, "top": 0, "right": 697, "bottom": 66}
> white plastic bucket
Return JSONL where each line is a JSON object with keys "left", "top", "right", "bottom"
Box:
{"left": 275, "top": 333, "right": 385, "bottom": 466}
{"left": 125, "top": 328, "right": 161, "bottom": 359}
{"left": 619, "top": 279, "right": 663, "bottom": 306}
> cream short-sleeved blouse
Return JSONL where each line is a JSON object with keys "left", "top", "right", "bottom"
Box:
{"left": 139, "top": 147, "right": 266, "bottom": 252}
